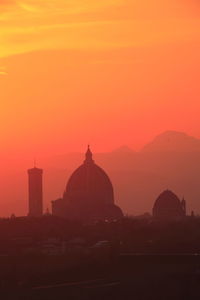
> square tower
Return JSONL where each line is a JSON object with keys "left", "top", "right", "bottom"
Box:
{"left": 28, "top": 167, "right": 43, "bottom": 217}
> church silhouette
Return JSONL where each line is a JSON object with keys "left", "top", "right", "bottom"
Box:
{"left": 51, "top": 146, "right": 123, "bottom": 221}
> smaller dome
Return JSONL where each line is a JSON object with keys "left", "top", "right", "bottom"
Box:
{"left": 153, "top": 190, "right": 186, "bottom": 219}
{"left": 154, "top": 190, "right": 181, "bottom": 209}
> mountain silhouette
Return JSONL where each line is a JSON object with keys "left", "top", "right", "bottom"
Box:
{"left": 142, "top": 131, "right": 200, "bottom": 152}
{"left": 111, "top": 145, "right": 135, "bottom": 153}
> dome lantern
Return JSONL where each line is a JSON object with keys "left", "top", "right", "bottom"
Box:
{"left": 84, "top": 145, "right": 94, "bottom": 164}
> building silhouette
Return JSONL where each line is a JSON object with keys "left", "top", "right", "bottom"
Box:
{"left": 28, "top": 167, "right": 43, "bottom": 217}
{"left": 52, "top": 146, "right": 123, "bottom": 221}
{"left": 153, "top": 190, "right": 186, "bottom": 219}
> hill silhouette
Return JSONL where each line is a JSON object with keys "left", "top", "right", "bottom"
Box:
{"left": 142, "top": 131, "right": 200, "bottom": 152}
{"left": 111, "top": 145, "right": 135, "bottom": 153}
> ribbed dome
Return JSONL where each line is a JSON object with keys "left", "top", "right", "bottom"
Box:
{"left": 63, "top": 146, "right": 114, "bottom": 206}
{"left": 153, "top": 190, "right": 185, "bottom": 219}
{"left": 51, "top": 146, "right": 123, "bottom": 220}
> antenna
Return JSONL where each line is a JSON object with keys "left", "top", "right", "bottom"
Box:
{"left": 34, "top": 157, "right": 36, "bottom": 168}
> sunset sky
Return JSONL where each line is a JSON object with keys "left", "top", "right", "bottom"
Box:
{"left": 0, "top": 0, "right": 200, "bottom": 154}
{"left": 0, "top": 0, "right": 200, "bottom": 216}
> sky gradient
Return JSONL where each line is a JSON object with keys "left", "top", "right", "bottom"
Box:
{"left": 0, "top": 0, "right": 200, "bottom": 216}
{"left": 0, "top": 0, "right": 200, "bottom": 155}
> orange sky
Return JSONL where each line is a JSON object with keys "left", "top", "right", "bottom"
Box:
{"left": 0, "top": 0, "right": 200, "bottom": 156}
{"left": 0, "top": 0, "right": 200, "bottom": 216}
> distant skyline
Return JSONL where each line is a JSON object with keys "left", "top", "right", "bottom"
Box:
{"left": 1, "top": 130, "right": 200, "bottom": 218}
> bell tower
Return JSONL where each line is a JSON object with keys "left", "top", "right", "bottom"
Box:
{"left": 28, "top": 166, "right": 43, "bottom": 217}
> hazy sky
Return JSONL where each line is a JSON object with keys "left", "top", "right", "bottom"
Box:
{"left": 0, "top": 0, "right": 200, "bottom": 216}
{"left": 0, "top": 0, "right": 200, "bottom": 156}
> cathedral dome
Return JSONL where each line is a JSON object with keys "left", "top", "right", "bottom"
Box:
{"left": 153, "top": 190, "right": 186, "bottom": 219}
{"left": 63, "top": 146, "right": 114, "bottom": 206}
{"left": 52, "top": 146, "right": 123, "bottom": 220}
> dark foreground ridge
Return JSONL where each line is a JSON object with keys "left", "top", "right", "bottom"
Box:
{"left": 1, "top": 216, "right": 200, "bottom": 299}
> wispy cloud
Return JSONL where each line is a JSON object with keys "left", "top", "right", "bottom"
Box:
{"left": 0, "top": 0, "right": 15, "bottom": 5}
{"left": 0, "top": 66, "right": 7, "bottom": 75}
{"left": 17, "top": 2, "right": 40, "bottom": 13}
{"left": 0, "top": 0, "right": 199, "bottom": 58}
